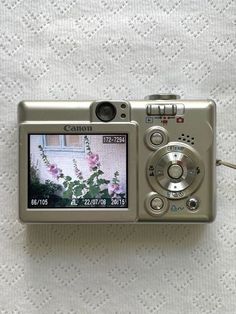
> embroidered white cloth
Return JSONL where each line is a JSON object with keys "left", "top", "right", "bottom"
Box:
{"left": 0, "top": 0, "right": 235, "bottom": 313}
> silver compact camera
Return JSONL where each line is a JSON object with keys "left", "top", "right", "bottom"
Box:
{"left": 18, "top": 94, "right": 216, "bottom": 223}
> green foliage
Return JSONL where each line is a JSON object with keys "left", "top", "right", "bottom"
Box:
{"left": 30, "top": 157, "right": 67, "bottom": 207}
{"left": 88, "top": 185, "right": 100, "bottom": 198}
{"left": 63, "top": 165, "right": 110, "bottom": 199}
{"left": 30, "top": 179, "right": 62, "bottom": 199}
{"left": 112, "top": 171, "right": 120, "bottom": 184}
{"left": 29, "top": 176, "right": 65, "bottom": 207}
{"left": 97, "top": 178, "right": 110, "bottom": 185}
{"left": 74, "top": 184, "right": 86, "bottom": 195}
{"left": 30, "top": 157, "right": 40, "bottom": 184}
{"left": 100, "top": 189, "right": 110, "bottom": 198}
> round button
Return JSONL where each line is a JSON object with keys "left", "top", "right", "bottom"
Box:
{"left": 186, "top": 197, "right": 199, "bottom": 211}
{"left": 150, "top": 197, "right": 164, "bottom": 210}
{"left": 145, "top": 193, "right": 169, "bottom": 217}
{"left": 168, "top": 164, "right": 183, "bottom": 179}
{"left": 150, "top": 132, "right": 163, "bottom": 145}
{"left": 145, "top": 126, "right": 169, "bottom": 150}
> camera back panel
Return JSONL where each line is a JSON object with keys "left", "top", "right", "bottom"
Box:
{"left": 18, "top": 96, "right": 216, "bottom": 223}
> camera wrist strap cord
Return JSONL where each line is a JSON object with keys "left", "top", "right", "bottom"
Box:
{"left": 216, "top": 160, "right": 236, "bottom": 170}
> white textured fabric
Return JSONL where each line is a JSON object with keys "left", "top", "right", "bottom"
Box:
{"left": 0, "top": 0, "right": 236, "bottom": 313}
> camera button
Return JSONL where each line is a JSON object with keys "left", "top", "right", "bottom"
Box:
{"left": 150, "top": 132, "right": 163, "bottom": 145}
{"left": 186, "top": 197, "right": 199, "bottom": 211}
{"left": 168, "top": 164, "right": 183, "bottom": 179}
{"left": 145, "top": 126, "right": 169, "bottom": 150}
{"left": 145, "top": 193, "right": 169, "bottom": 217}
{"left": 151, "top": 197, "right": 164, "bottom": 210}
{"left": 164, "top": 104, "right": 177, "bottom": 115}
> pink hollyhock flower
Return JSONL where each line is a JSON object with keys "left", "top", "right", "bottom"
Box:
{"left": 86, "top": 153, "right": 100, "bottom": 170}
{"left": 48, "top": 163, "right": 62, "bottom": 179}
{"left": 108, "top": 183, "right": 122, "bottom": 196}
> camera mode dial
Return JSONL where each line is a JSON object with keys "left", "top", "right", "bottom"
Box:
{"left": 147, "top": 142, "right": 204, "bottom": 199}
{"left": 144, "top": 94, "right": 180, "bottom": 100}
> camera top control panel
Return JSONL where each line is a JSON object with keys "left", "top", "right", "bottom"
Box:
{"left": 18, "top": 94, "right": 216, "bottom": 223}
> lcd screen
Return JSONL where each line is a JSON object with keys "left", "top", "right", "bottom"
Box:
{"left": 28, "top": 134, "right": 128, "bottom": 208}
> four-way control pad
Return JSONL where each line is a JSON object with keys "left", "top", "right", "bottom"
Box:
{"left": 147, "top": 142, "right": 205, "bottom": 199}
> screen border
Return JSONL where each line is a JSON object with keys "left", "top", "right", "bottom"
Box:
{"left": 19, "top": 122, "right": 137, "bottom": 222}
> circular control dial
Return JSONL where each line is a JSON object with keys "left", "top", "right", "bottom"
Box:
{"left": 147, "top": 142, "right": 204, "bottom": 199}
{"left": 155, "top": 152, "right": 196, "bottom": 192}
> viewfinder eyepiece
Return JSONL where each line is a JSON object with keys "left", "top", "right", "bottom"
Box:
{"left": 95, "top": 102, "right": 116, "bottom": 122}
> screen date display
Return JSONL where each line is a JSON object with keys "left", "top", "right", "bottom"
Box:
{"left": 28, "top": 134, "right": 128, "bottom": 209}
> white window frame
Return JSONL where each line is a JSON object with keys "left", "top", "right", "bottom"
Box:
{"left": 42, "top": 135, "right": 85, "bottom": 153}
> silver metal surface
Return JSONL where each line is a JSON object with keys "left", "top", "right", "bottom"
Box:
{"left": 18, "top": 118, "right": 138, "bottom": 223}
{"left": 147, "top": 103, "right": 177, "bottom": 116}
{"left": 18, "top": 97, "right": 216, "bottom": 223}
{"left": 156, "top": 152, "right": 195, "bottom": 191}
{"left": 147, "top": 142, "right": 205, "bottom": 199}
